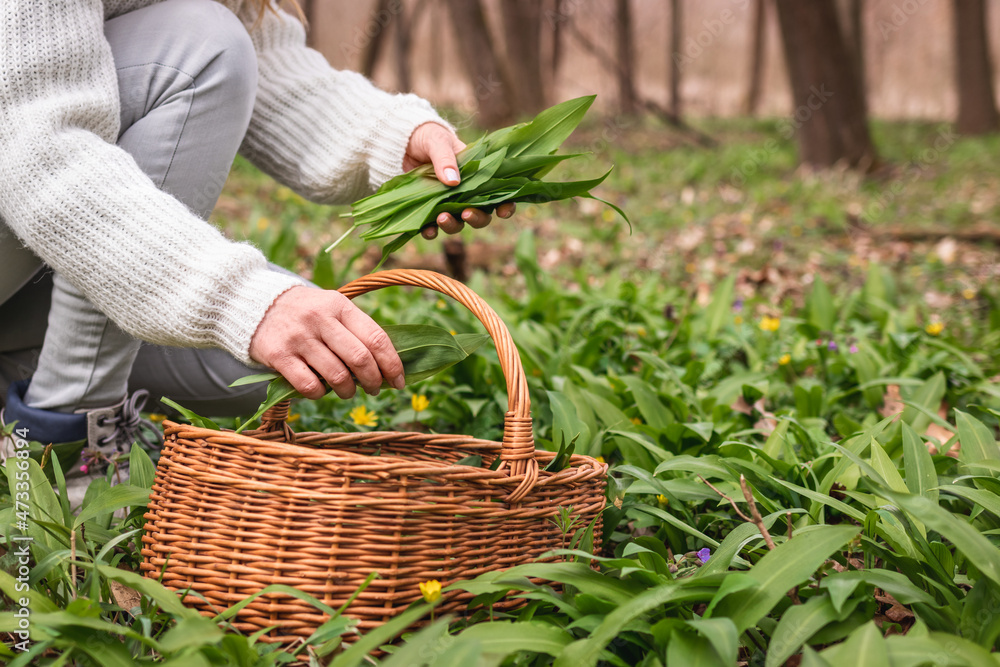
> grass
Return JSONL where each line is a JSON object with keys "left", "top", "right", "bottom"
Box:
{"left": 3, "top": 113, "right": 1000, "bottom": 665}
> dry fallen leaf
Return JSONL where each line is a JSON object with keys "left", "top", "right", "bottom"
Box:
{"left": 880, "top": 384, "right": 905, "bottom": 419}
{"left": 110, "top": 579, "right": 141, "bottom": 611}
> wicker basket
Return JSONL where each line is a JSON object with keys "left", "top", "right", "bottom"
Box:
{"left": 140, "top": 269, "right": 607, "bottom": 642}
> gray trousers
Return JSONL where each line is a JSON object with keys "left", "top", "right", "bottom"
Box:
{"left": 0, "top": 0, "right": 289, "bottom": 417}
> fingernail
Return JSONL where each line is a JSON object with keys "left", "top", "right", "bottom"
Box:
{"left": 392, "top": 374, "right": 405, "bottom": 390}
{"left": 437, "top": 213, "right": 448, "bottom": 224}
{"left": 462, "top": 210, "right": 472, "bottom": 220}
{"left": 444, "top": 168, "right": 459, "bottom": 184}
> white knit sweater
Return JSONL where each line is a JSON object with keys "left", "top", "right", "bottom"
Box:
{"left": 0, "top": 1, "right": 447, "bottom": 365}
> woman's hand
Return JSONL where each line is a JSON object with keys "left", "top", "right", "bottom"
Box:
{"left": 404, "top": 122, "right": 516, "bottom": 240}
{"left": 249, "top": 286, "right": 404, "bottom": 400}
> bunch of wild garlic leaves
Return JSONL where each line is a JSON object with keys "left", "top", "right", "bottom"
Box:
{"left": 327, "top": 95, "right": 628, "bottom": 265}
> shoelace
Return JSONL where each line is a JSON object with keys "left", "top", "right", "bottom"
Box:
{"left": 97, "top": 389, "right": 164, "bottom": 451}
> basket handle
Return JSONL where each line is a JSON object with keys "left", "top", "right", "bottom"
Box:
{"left": 261, "top": 269, "right": 539, "bottom": 502}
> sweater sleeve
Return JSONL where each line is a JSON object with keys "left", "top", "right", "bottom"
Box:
{"left": 0, "top": 1, "right": 304, "bottom": 365}
{"left": 238, "top": 4, "right": 453, "bottom": 204}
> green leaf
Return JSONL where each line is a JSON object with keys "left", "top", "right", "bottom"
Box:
{"left": 234, "top": 375, "right": 299, "bottom": 433}
{"left": 667, "top": 627, "right": 728, "bottom": 667}
{"left": 0, "top": 570, "right": 58, "bottom": 614}
{"left": 819, "top": 622, "right": 888, "bottom": 667}
{"left": 552, "top": 580, "right": 718, "bottom": 667}
{"left": 885, "top": 490, "right": 1000, "bottom": 588}
{"left": 460, "top": 621, "right": 574, "bottom": 657}
{"left": 684, "top": 618, "right": 738, "bottom": 665}
{"left": 548, "top": 389, "right": 591, "bottom": 452}
{"left": 901, "top": 372, "right": 945, "bottom": 433}
{"left": 621, "top": 376, "right": 673, "bottom": 430}
{"left": 74, "top": 485, "right": 150, "bottom": 528}
{"left": 157, "top": 615, "right": 224, "bottom": 652}
{"left": 710, "top": 525, "right": 859, "bottom": 633}
{"left": 159, "top": 397, "right": 220, "bottom": 430}
{"left": 375, "top": 230, "right": 419, "bottom": 270}
{"left": 329, "top": 603, "right": 431, "bottom": 667}
{"left": 955, "top": 409, "right": 1000, "bottom": 479}
{"left": 129, "top": 443, "right": 156, "bottom": 491}
{"left": 492, "top": 95, "right": 595, "bottom": 157}
{"left": 938, "top": 485, "right": 1000, "bottom": 522}
{"left": 902, "top": 422, "right": 938, "bottom": 503}
{"left": 385, "top": 324, "right": 487, "bottom": 384}
{"left": 808, "top": 276, "right": 836, "bottom": 331}
{"left": 696, "top": 510, "right": 788, "bottom": 576}
{"left": 703, "top": 275, "right": 736, "bottom": 339}
{"left": 228, "top": 372, "right": 279, "bottom": 387}
{"left": 869, "top": 438, "right": 908, "bottom": 495}
{"left": 765, "top": 595, "right": 851, "bottom": 667}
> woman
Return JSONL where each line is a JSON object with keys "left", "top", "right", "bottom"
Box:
{"left": 0, "top": 0, "right": 512, "bottom": 494}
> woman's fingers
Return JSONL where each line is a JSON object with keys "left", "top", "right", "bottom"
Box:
{"left": 248, "top": 286, "right": 405, "bottom": 398}
{"left": 436, "top": 212, "right": 465, "bottom": 235}
{"left": 332, "top": 304, "right": 404, "bottom": 393}
{"left": 496, "top": 202, "right": 516, "bottom": 219}
{"left": 461, "top": 208, "right": 491, "bottom": 229}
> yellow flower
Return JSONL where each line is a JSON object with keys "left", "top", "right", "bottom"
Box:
{"left": 657, "top": 494, "right": 669, "bottom": 506}
{"left": 436, "top": 299, "right": 447, "bottom": 310}
{"left": 925, "top": 321, "right": 944, "bottom": 336}
{"left": 148, "top": 413, "right": 166, "bottom": 423}
{"left": 595, "top": 456, "right": 606, "bottom": 464}
{"left": 419, "top": 579, "right": 441, "bottom": 603}
{"left": 449, "top": 329, "right": 457, "bottom": 336}
{"left": 733, "top": 315, "right": 744, "bottom": 325}
{"left": 630, "top": 417, "right": 642, "bottom": 426}
{"left": 636, "top": 326, "right": 647, "bottom": 338}
{"left": 349, "top": 405, "right": 378, "bottom": 427}
{"left": 256, "top": 217, "right": 270, "bottom": 232}
{"left": 963, "top": 288, "right": 976, "bottom": 300}
{"left": 287, "top": 413, "right": 300, "bottom": 423}
{"left": 411, "top": 394, "right": 430, "bottom": 413}
{"left": 779, "top": 354, "right": 791, "bottom": 366}
{"left": 759, "top": 316, "right": 781, "bottom": 332}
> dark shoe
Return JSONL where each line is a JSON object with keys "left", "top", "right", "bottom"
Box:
{"left": 1, "top": 379, "right": 161, "bottom": 506}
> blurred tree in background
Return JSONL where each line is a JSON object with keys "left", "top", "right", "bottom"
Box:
{"left": 774, "top": 0, "right": 876, "bottom": 169}
{"left": 954, "top": 0, "right": 999, "bottom": 134}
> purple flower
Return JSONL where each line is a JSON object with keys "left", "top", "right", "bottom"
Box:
{"left": 697, "top": 548, "right": 711, "bottom": 563}
{"left": 828, "top": 340, "right": 838, "bottom": 352}
{"left": 732, "top": 298, "right": 744, "bottom": 312}
{"left": 79, "top": 464, "right": 89, "bottom": 475}
{"left": 849, "top": 344, "right": 858, "bottom": 354}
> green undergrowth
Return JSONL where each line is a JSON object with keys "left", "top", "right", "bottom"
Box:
{"left": 2, "top": 114, "right": 1000, "bottom": 664}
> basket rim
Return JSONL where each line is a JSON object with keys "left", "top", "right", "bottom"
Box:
{"left": 162, "top": 420, "right": 608, "bottom": 489}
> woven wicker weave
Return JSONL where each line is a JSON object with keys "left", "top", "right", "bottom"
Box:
{"left": 140, "top": 269, "right": 607, "bottom": 642}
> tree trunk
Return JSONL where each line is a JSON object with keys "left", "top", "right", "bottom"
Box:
{"left": 774, "top": 0, "right": 876, "bottom": 169}
{"left": 443, "top": 0, "right": 516, "bottom": 127}
{"left": 393, "top": 3, "right": 412, "bottom": 91}
{"left": 743, "top": 0, "right": 766, "bottom": 115}
{"left": 551, "top": 0, "right": 565, "bottom": 81}
{"left": 668, "top": 0, "right": 682, "bottom": 118}
{"left": 360, "top": 0, "right": 392, "bottom": 78}
{"left": 954, "top": 0, "right": 999, "bottom": 134}
{"left": 615, "top": 0, "right": 639, "bottom": 115}
{"left": 836, "top": 0, "right": 867, "bottom": 114}
{"left": 500, "top": 0, "right": 547, "bottom": 115}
